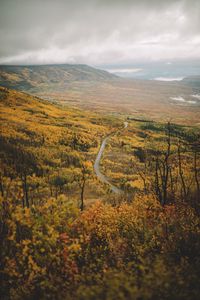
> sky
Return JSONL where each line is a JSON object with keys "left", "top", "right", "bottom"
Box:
{"left": 0, "top": 0, "right": 200, "bottom": 66}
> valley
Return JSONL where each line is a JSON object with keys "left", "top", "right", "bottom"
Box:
{"left": 1, "top": 64, "right": 200, "bottom": 300}
{"left": 1, "top": 64, "right": 200, "bottom": 125}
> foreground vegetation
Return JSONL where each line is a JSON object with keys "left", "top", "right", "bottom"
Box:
{"left": 0, "top": 87, "right": 200, "bottom": 299}
{"left": 1, "top": 195, "right": 200, "bottom": 299}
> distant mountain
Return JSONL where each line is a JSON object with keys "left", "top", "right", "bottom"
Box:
{"left": 102, "top": 61, "right": 200, "bottom": 80}
{"left": 0, "top": 64, "right": 118, "bottom": 91}
{"left": 182, "top": 76, "right": 200, "bottom": 89}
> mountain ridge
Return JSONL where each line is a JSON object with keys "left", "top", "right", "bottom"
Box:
{"left": 0, "top": 63, "right": 118, "bottom": 91}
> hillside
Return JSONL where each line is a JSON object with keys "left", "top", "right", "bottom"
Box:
{"left": 0, "top": 64, "right": 117, "bottom": 91}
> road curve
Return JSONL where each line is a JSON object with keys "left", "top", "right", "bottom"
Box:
{"left": 94, "top": 122, "right": 128, "bottom": 194}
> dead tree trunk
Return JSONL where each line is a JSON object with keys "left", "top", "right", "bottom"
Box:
{"left": 162, "top": 123, "right": 171, "bottom": 205}
{"left": 194, "top": 151, "right": 200, "bottom": 193}
{"left": 177, "top": 141, "right": 187, "bottom": 200}
{"left": 80, "top": 178, "right": 86, "bottom": 211}
{"left": 0, "top": 174, "right": 4, "bottom": 197}
{"left": 154, "top": 122, "right": 172, "bottom": 205}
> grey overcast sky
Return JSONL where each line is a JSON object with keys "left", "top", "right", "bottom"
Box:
{"left": 0, "top": 0, "right": 200, "bottom": 65}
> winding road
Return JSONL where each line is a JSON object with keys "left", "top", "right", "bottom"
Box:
{"left": 94, "top": 122, "right": 128, "bottom": 194}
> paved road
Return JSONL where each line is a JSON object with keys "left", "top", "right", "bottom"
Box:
{"left": 94, "top": 122, "right": 128, "bottom": 194}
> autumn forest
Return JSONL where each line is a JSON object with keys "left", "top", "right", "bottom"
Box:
{"left": 0, "top": 60, "right": 200, "bottom": 300}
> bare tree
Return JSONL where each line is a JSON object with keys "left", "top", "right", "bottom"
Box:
{"left": 177, "top": 140, "right": 187, "bottom": 200}
{"left": 77, "top": 162, "right": 91, "bottom": 211}
{"left": 152, "top": 122, "right": 172, "bottom": 205}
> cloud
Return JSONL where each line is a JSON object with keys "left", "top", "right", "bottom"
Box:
{"left": 0, "top": 0, "right": 200, "bottom": 65}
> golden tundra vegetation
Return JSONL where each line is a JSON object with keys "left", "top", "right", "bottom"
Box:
{"left": 0, "top": 85, "right": 200, "bottom": 300}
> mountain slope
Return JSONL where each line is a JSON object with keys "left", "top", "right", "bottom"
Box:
{"left": 0, "top": 64, "right": 118, "bottom": 91}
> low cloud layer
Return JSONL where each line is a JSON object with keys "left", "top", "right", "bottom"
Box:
{"left": 0, "top": 0, "right": 200, "bottom": 65}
